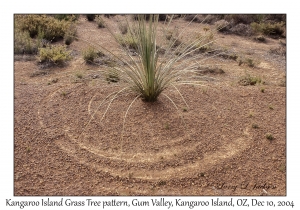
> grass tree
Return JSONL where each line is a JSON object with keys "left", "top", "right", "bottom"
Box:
{"left": 98, "top": 15, "right": 218, "bottom": 101}
{"left": 79, "top": 14, "right": 221, "bottom": 144}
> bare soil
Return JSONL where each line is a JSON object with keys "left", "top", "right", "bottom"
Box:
{"left": 14, "top": 15, "right": 286, "bottom": 196}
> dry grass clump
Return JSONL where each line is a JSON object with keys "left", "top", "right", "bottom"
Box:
{"left": 269, "top": 46, "right": 286, "bottom": 56}
{"left": 118, "top": 22, "right": 128, "bottom": 34}
{"left": 96, "top": 15, "right": 106, "bottom": 28}
{"left": 82, "top": 46, "right": 103, "bottom": 63}
{"left": 165, "top": 28, "right": 182, "bottom": 49}
{"left": 254, "top": 35, "right": 266, "bottom": 42}
{"left": 237, "top": 56, "right": 260, "bottom": 68}
{"left": 197, "top": 66, "right": 225, "bottom": 75}
{"left": 193, "top": 30, "right": 215, "bottom": 53}
{"left": 117, "top": 34, "right": 139, "bottom": 51}
{"left": 238, "top": 74, "right": 262, "bottom": 86}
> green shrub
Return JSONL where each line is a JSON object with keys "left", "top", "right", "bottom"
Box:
{"left": 117, "top": 34, "right": 139, "bottom": 51}
{"left": 14, "top": 29, "right": 38, "bottom": 54}
{"left": 225, "top": 14, "right": 259, "bottom": 25}
{"left": 16, "top": 14, "right": 70, "bottom": 41}
{"left": 106, "top": 69, "right": 120, "bottom": 83}
{"left": 38, "top": 45, "right": 72, "bottom": 65}
{"left": 14, "top": 21, "right": 49, "bottom": 55}
{"left": 82, "top": 46, "right": 99, "bottom": 63}
{"left": 251, "top": 22, "right": 285, "bottom": 37}
{"left": 266, "top": 133, "right": 274, "bottom": 140}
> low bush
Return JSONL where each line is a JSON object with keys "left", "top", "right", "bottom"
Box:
{"left": 64, "top": 24, "right": 77, "bottom": 45}
{"left": 219, "top": 52, "right": 238, "bottom": 60}
{"left": 54, "top": 14, "right": 79, "bottom": 22}
{"left": 117, "top": 34, "right": 138, "bottom": 51}
{"left": 266, "top": 133, "right": 274, "bottom": 140}
{"left": 165, "top": 29, "right": 178, "bottom": 41}
{"left": 183, "top": 14, "right": 202, "bottom": 23}
{"left": 215, "top": 20, "right": 230, "bottom": 32}
{"left": 14, "top": 29, "right": 39, "bottom": 54}
{"left": 251, "top": 22, "right": 285, "bottom": 37}
{"left": 254, "top": 35, "right": 266, "bottom": 42}
{"left": 194, "top": 31, "right": 214, "bottom": 52}
{"left": 225, "top": 14, "right": 260, "bottom": 25}
{"left": 238, "top": 57, "right": 259, "bottom": 68}
{"left": 106, "top": 69, "right": 120, "bottom": 83}
{"left": 16, "top": 14, "right": 71, "bottom": 41}
{"left": 238, "top": 74, "right": 262, "bottom": 86}
{"left": 82, "top": 46, "right": 99, "bottom": 63}
{"left": 37, "top": 45, "right": 72, "bottom": 65}
{"left": 266, "top": 14, "right": 286, "bottom": 23}
{"left": 229, "top": 23, "right": 254, "bottom": 36}
{"left": 202, "top": 14, "right": 223, "bottom": 24}
{"left": 86, "top": 14, "right": 96, "bottom": 21}
{"left": 197, "top": 66, "right": 225, "bottom": 74}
